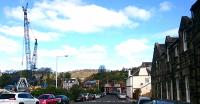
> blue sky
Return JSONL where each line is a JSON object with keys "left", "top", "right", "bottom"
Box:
{"left": 0, "top": 0, "right": 196, "bottom": 72}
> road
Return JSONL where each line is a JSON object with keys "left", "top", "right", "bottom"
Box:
{"left": 71, "top": 95, "right": 133, "bottom": 104}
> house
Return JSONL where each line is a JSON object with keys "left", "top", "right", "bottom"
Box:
{"left": 151, "top": 1, "right": 200, "bottom": 104}
{"left": 0, "top": 70, "right": 2, "bottom": 77}
{"left": 104, "top": 83, "right": 125, "bottom": 94}
{"left": 63, "top": 78, "right": 79, "bottom": 90}
{"left": 126, "top": 62, "right": 151, "bottom": 98}
{"left": 84, "top": 80, "right": 98, "bottom": 88}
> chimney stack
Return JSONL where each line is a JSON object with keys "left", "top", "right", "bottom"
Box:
{"left": 128, "top": 69, "right": 132, "bottom": 77}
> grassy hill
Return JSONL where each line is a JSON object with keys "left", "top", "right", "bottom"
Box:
{"left": 69, "top": 69, "right": 98, "bottom": 80}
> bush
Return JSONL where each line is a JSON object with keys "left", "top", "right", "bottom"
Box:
{"left": 133, "top": 88, "right": 141, "bottom": 100}
{"left": 31, "top": 86, "right": 70, "bottom": 99}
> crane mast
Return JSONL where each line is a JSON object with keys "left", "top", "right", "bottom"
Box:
{"left": 17, "top": 0, "right": 38, "bottom": 92}
{"left": 23, "top": 3, "right": 31, "bottom": 70}
{"left": 31, "top": 39, "right": 38, "bottom": 70}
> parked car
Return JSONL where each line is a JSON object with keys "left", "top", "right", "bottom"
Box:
{"left": 137, "top": 96, "right": 152, "bottom": 104}
{"left": 38, "top": 94, "right": 58, "bottom": 104}
{"left": 4, "top": 85, "right": 15, "bottom": 91}
{"left": 102, "top": 92, "right": 106, "bottom": 97}
{"left": 88, "top": 94, "right": 95, "bottom": 100}
{"left": 0, "top": 92, "right": 39, "bottom": 104}
{"left": 94, "top": 94, "right": 101, "bottom": 99}
{"left": 117, "top": 93, "right": 127, "bottom": 99}
{"left": 56, "top": 95, "right": 70, "bottom": 104}
{"left": 151, "top": 99, "right": 191, "bottom": 104}
{"left": 75, "top": 94, "right": 85, "bottom": 102}
{"left": 83, "top": 93, "right": 89, "bottom": 101}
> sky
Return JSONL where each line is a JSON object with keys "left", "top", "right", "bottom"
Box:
{"left": 0, "top": 0, "right": 196, "bottom": 72}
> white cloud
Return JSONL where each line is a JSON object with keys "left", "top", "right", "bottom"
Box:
{"left": 0, "top": 25, "right": 23, "bottom": 37}
{"left": 4, "top": 6, "right": 23, "bottom": 20}
{"left": 162, "top": 28, "right": 178, "bottom": 36}
{"left": 116, "top": 39, "right": 149, "bottom": 57}
{"left": 0, "top": 35, "right": 19, "bottom": 53}
{"left": 154, "top": 28, "right": 178, "bottom": 38}
{"left": 159, "top": 1, "right": 173, "bottom": 11}
{"left": 4, "top": 0, "right": 152, "bottom": 33}
{"left": 121, "top": 6, "right": 152, "bottom": 21}
{"left": 115, "top": 39, "right": 151, "bottom": 67}
{"left": 37, "top": 44, "right": 109, "bottom": 71}
{"left": 0, "top": 24, "right": 60, "bottom": 41}
{"left": 39, "top": 44, "right": 107, "bottom": 61}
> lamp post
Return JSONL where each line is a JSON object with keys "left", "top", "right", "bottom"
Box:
{"left": 56, "top": 55, "right": 68, "bottom": 88}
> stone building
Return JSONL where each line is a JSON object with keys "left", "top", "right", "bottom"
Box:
{"left": 151, "top": 0, "right": 200, "bottom": 104}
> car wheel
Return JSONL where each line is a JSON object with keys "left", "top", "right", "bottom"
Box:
{"left": 36, "top": 102, "right": 39, "bottom": 104}
{"left": 19, "top": 103, "right": 24, "bottom": 104}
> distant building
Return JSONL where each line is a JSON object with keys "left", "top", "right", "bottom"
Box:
{"left": 63, "top": 78, "right": 79, "bottom": 90}
{"left": 0, "top": 70, "right": 2, "bottom": 77}
{"left": 126, "top": 62, "right": 151, "bottom": 98}
{"left": 104, "top": 83, "right": 126, "bottom": 94}
{"left": 98, "top": 65, "right": 106, "bottom": 73}
{"left": 84, "top": 80, "right": 97, "bottom": 88}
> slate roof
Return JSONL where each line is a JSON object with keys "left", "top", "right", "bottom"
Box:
{"left": 191, "top": 0, "right": 200, "bottom": 11}
{"left": 178, "top": 16, "right": 192, "bottom": 32}
{"left": 155, "top": 43, "right": 166, "bottom": 56}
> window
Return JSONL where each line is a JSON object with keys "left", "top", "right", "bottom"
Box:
{"left": 161, "top": 82, "right": 162, "bottom": 99}
{"left": 0, "top": 94, "right": 15, "bottom": 99}
{"left": 185, "top": 76, "right": 190, "bottom": 102}
{"left": 170, "top": 80, "right": 173, "bottom": 100}
{"left": 191, "top": 11, "right": 194, "bottom": 20}
{"left": 176, "top": 78, "right": 180, "bottom": 100}
{"left": 156, "top": 61, "right": 158, "bottom": 68}
{"left": 18, "top": 93, "right": 33, "bottom": 99}
{"left": 183, "top": 31, "right": 187, "bottom": 51}
{"left": 167, "top": 48, "right": 169, "bottom": 62}
{"left": 145, "top": 78, "right": 149, "bottom": 83}
{"left": 38, "top": 95, "right": 49, "bottom": 99}
{"left": 175, "top": 46, "right": 178, "bottom": 57}
{"left": 156, "top": 84, "right": 159, "bottom": 98}
{"left": 18, "top": 94, "right": 28, "bottom": 98}
{"left": 166, "top": 82, "right": 169, "bottom": 99}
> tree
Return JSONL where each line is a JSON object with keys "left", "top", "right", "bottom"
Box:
{"left": 0, "top": 73, "right": 12, "bottom": 88}
{"left": 69, "top": 84, "right": 83, "bottom": 100}
{"left": 98, "top": 65, "right": 106, "bottom": 73}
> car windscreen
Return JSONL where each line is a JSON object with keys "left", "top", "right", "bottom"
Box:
{"left": 18, "top": 93, "right": 33, "bottom": 99}
{"left": 56, "top": 96, "right": 62, "bottom": 98}
{"left": 38, "top": 95, "right": 49, "bottom": 99}
{"left": 140, "top": 100, "right": 152, "bottom": 104}
{"left": 0, "top": 94, "right": 15, "bottom": 99}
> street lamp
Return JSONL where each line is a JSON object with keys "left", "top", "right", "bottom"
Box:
{"left": 56, "top": 55, "right": 68, "bottom": 88}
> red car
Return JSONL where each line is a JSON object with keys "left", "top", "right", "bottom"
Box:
{"left": 38, "top": 94, "right": 59, "bottom": 104}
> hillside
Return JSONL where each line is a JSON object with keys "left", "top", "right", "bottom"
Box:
{"left": 69, "top": 69, "right": 98, "bottom": 80}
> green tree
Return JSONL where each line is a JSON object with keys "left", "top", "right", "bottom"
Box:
{"left": 0, "top": 73, "right": 12, "bottom": 87}
{"left": 69, "top": 84, "right": 83, "bottom": 100}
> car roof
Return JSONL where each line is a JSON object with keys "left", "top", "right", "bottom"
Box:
{"left": 41, "top": 94, "right": 52, "bottom": 95}
{"left": 2, "top": 92, "right": 30, "bottom": 94}
{"left": 139, "top": 96, "right": 151, "bottom": 99}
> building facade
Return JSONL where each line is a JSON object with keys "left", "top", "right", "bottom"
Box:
{"left": 126, "top": 62, "right": 151, "bottom": 98}
{"left": 151, "top": 1, "right": 200, "bottom": 104}
{"left": 63, "top": 78, "right": 79, "bottom": 90}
